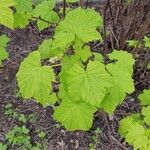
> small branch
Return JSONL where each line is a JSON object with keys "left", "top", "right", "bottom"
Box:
{"left": 110, "top": 136, "right": 128, "bottom": 150}
{"left": 85, "top": 0, "right": 89, "bottom": 8}
{"left": 63, "top": 0, "right": 66, "bottom": 17}
{"left": 103, "top": 0, "right": 109, "bottom": 54}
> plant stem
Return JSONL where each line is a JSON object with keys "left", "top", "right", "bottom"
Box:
{"left": 32, "top": 16, "right": 55, "bottom": 25}
{"left": 63, "top": 0, "right": 66, "bottom": 17}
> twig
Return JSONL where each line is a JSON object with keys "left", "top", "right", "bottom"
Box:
{"left": 110, "top": 136, "right": 128, "bottom": 150}
{"left": 63, "top": 0, "right": 66, "bottom": 17}
{"left": 103, "top": 0, "right": 109, "bottom": 55}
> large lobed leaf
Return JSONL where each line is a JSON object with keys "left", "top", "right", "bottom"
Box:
{"left": 66, "top": 60, "right": 111, "bottom": 107}
{"left": 53, "top": 99, "right": 97, "bottom": 131}
{"left": 16, "top": 51, "right": 56, "bottom": 106}
{"left": 101, "top": 50, "right": 135, "bottom": 114}
{"left": 52, "top": 7, "right": 102, "bottom": 50}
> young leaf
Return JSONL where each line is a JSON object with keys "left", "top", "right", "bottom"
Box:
{"left": 53, "top": 100, "right": 97, "bottom": 131}
{"left": 38, "top": 39, "right": 53, "bottom": 59}
{"left": 66, "top": 60, "right": 111, "bottom": 107}
{"left": 106, "top": 63, "right": 135, "bottom": 94}
{"left": 125, "top": 123, "right": 148, "bottom": 150}
{"left": 101, "top": 51, "right": 135, "bottom": 114}
{"left": 53, "top": 7, "right": 102, "bottom": 50}
{"left": 14, "top": 0, "right": 32, "bottom": 13}
{"left": 144, "top": 36, "right": 150, "bottom": 48}
{"left": 32, "top": 0, "right": 59, "bottom": 30}
{"left": 108, "top": 50, "right": 135, "bottom": 74}
{"left": 0, "top": 0, "right": 15, "bottom": 29}
{"left": 101, "top": 84, "right": 126, "bottom": 114}
{"left": 93, "top": 52, "right": 104, "bottom": 62}
{"left": 16, "top": 51, "right": 55, "bottom": 106}
{"left": 119, "top": 115, "right": 137, "bottom": 137}
{"left": 13, "top": 12, "right": 30, "bottom": 28}
{"left": 142, "top": 106, "right": 150, "bottom": 126}
{"left": 127, "top": 39, "right": 140, "bottom": 48}
{"left": 0, "top": 35, "right": 9, "bottom": 66}
{"left": 138, "top": 90, "right": 150, "bottom": 106}
{"left": 74, "top": 46, "right": 92, "bottom": 62}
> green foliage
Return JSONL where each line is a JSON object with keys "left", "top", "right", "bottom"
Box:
{"left": 142, "top": 106, "right": 150, "bottom": 126}
{"left": 0, "top": 34, "right": 9, "bottom": 66}
{"left": 5, "top": 125, "right": 43, "bottom": 149}
{"left": 53, "top": 100, "right": 97, "bottom": 131}
{"left": 148, "top": 63, "right": 150, "bottom": 70}
{"left": 101, "top": 50, "right": 135, "bottom": 114}
{"left": 16, "top": 7, "right": 135, "bottom": 131}
{"left": 38, "top": 39, "right": 53, "bottom": 59}
{"left": 119, "top": 90, "right": 150, "bottom": 150}
{"left": 6, "top": 126, "right": 31, "bottom": 147}
{"left": 5, "top": 103, "right": 37, "bottom": 123}
{"left": 0, "top": 143, "right": 7, "bottom": 150}
{"left": 14, "top": 0, "right": 32, "bottom": 13}
{"left": 52, "top": 7, "right": 102, "bottom": 51}
{"left": 89, "top": 127, "right": 102, "bottom": 150}
{"left": 144, "top": 36, "right": 150, "bottom": 48}
{"left": 119, "top": 115, "right": 150, "bottom": 150}
{"left": 13, "top": 12, "right": 30, "bottom": 28}
{"left": 0, "top": 0, "right": 15, "bottom": 29}
{"left": 32, "top": 0, "right": 59, "bottom": 30}
{"left": 127, "top": 39, "right": 140, "bottom": 48}
{"left": 138, "top": 89, "right": 150, "bottom": 106}
{"left": 16, "top": 51, "right": 56, "bottom": 106}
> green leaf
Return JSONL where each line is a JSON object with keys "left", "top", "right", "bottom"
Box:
{"left": 59, "top": 56, "right": 82, "bottom": 99}
{"left": 138, "top": 90, "right": 150, "bottom": 106}
{"left": 125, "top": 123, "right": 148, "bottom": 150}
{"left": 38, "top": 39, "right": 53, "bottom": 59}
{"left": 93, "top": 52, "right": 104, "bottom": 62}
{"left": 101, "top": 84, "right": 126, "bottom": 114}
{"left": 66, "top": 60, "right": 111, "bottom": 107}
{"left": 101, "top": 51, "right": 135, "bottom": 114}
{"left": 106, "top": 63, "right": 134, "bottom": 94}
{"left": 53, "top": 7, "right": 102, "bottom": 50}
{"left": 127, "top": 39, "right": 140, "bottom": 48}
{"left": 119, "top": 115, "right": 138, "bottom": 137}
{"left": 142, "top": 106, "right": 150, "bottom": 126}
{"left": 38, "top": 38, "right": 66, "bottom": 59}
{"left": 108, "top": 50, "right": 135, "bottom": 74}
{"left": 0, "top": 34, "right": 9, "bottom": 66}
{"left": 0, "top": 143, "right": 7, "bottom": 150}
{"left": 52, "top": 32, "right": 75, "bottom": 53}
{"left": 75, "top": 46, "right": 92, "bottom": 62}
{"left": 16, "top": 51, "right": 55, "bottom": 106}
{"left": 53, "top": 100, "right": 97, "bottom": 131}
{"left": 14, "top": 0, "right": 32, "bottom": 13}
{"left": 66, "top": 0, "right": 79, "bottom": 3}
{"left": 0, "top": 0, "right": 15, "bottom": 29}
{"left": 32, "top": 0, "right": 59, "bottom": 30}
{"left": 144, "top": 36, "right": 150, "bottom": 48}
{"left": 0, "top": 34, "right": 9, "bottom": 48}
{"left": 14, "top": 12, "right": 30, "bottom": 28}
